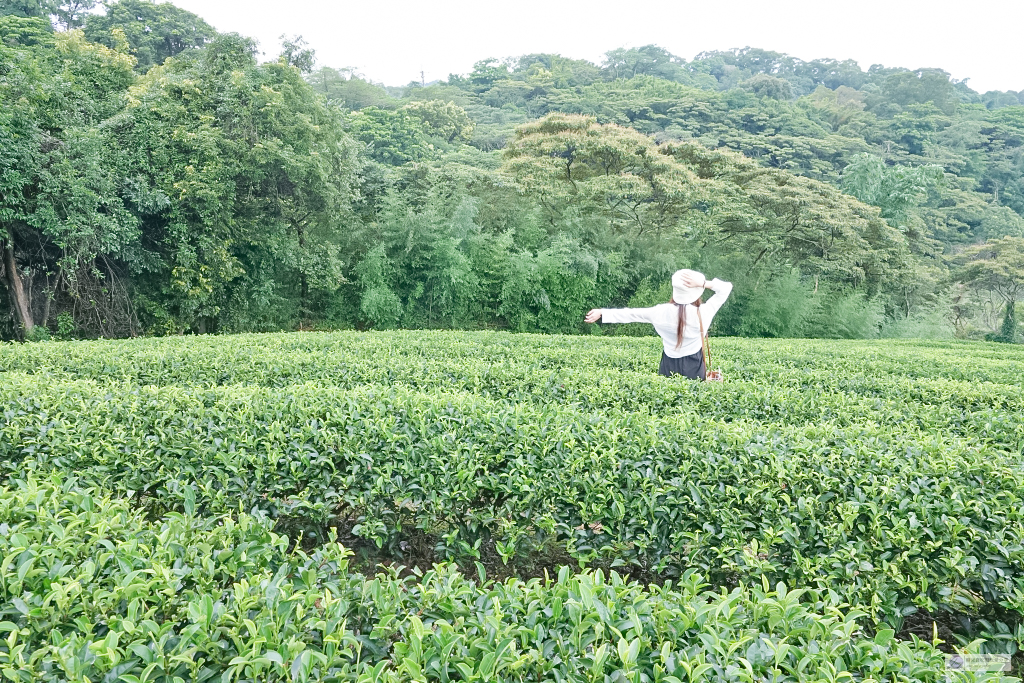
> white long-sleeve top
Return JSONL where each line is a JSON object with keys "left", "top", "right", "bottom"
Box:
{"left": 600, "top": 279, "right": 733, "bottom": 358}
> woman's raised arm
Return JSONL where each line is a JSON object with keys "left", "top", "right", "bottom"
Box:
{"left": 702, "top": 278, "right": 733, "bottom": 315}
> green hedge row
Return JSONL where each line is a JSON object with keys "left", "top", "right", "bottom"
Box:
{"left": 3, "top": 377, "right": 1022, "bottom": 622}
{"left": 2, "top": 332, "right": 1022, "bottom": 387}
{"left": 0, "top": 478, "right": 1008, "bottom": 683}
{"left": 1, "top": 334, "right": 1019, "bottom": 453}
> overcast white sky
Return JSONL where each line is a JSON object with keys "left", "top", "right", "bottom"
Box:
{"left": 171, "top": 0, "right": 1023, "bottom": 93}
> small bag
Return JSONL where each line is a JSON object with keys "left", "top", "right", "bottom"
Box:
{"left": 697, "top": 308, "right": 723, "bottom": 382}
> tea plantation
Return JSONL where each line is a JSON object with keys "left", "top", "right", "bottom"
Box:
{"left": 1, "top": 332, "right": 1022, "bottom": 682}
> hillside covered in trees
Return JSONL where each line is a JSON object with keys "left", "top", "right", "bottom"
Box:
{"left": 2, "top": 0, "right": 1023, "bottom": 341}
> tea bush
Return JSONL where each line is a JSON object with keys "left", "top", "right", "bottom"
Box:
{"left": 1, "top": 376, "right": 1022, "bottom": 624}
{"left": 2, "top": 331, "right": 1023, "bottom": 673}
{"left": 0, "top": 478, "right": 1009, "bottom": 683}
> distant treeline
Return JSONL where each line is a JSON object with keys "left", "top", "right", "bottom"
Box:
{"left": 2, "top": 0, "right": 1022, "bottom": 341}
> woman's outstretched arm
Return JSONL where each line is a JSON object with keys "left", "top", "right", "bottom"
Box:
{"left": 585, "top": 306, "right": 659, "bottom": 324}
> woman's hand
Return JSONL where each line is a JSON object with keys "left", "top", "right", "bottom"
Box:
{"left": 584, "top": 309, "right": 602, "bottom": 324}
{"left": 678, "top": 273, "right": 707, "bottom": 289}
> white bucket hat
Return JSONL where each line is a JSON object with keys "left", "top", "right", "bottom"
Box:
{"left": 671, "top": 269, "right": 706, "bottom": 304}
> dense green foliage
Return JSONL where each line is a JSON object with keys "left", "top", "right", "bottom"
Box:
{"left": 2, "top": 332, "right": 1023, "bottom": 663}
{"left": 5, "top": 477, "right": 1000, "bottom": 683}
{"left": 82, "top": 0, "right": 215, "bottom": 72}
{"left": 2, "top": 3, "right": 1024, "bottom": 342}
{"left": 3, "top": 8, "right": 1023, "bottom": 677}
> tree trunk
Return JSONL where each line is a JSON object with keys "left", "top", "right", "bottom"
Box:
{"left": 2, "top": 238, "right": 34, "bottom": 336}
{"left": 998, "top": 299, "right": 1017, "bottom": 343}
{"left": 300, "top": 274, "right": 309, "bottom": 324}
{"left": 296, "top": 223, "right": 309, "bottom": 324}
{"left": 41, "top": 275, "right": 51, "bottom": 328}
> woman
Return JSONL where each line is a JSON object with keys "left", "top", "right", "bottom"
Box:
{"left": 584, "top": 270, "right": 732, "bottom": 380}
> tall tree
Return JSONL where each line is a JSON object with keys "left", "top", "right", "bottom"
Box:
{"left": 503, "top": 114, "right": 701, "bottom": 237}
{"left": 109, "top": 32, "right": 357, "bottom": 332}
{"left": 666, "top": 142, "right": 908, "bottom": 292}
{"left": 842, "top": 154, "right": 944, "bottom": 226}
{"left": 346, "top": 107, "right": 434, "bottom": 165}
{"left": 0, "top": 0, "right": 55, "bottom": 19}
{"left": 308, "top": 67, "right": 392, "bottom": 110}
{"left": 83, "top": 0, "right": 216, "bottom": 72}
{"left": 1, "top": 21, "right": 138, "bottom": 337}
{"left": 279, "top": 33, "right": 314, "bottom": 74}
{"left": 402, "top": 100, "right": 475, "bottom": 144}
{"left": 954, "top": 236, "right": 1024, "bottom": 341}
{"left": 52, "top": 0, "right": 93, "bottom": 29}
{"left": 602, "top": 45, "right": 690, "bottom": 82}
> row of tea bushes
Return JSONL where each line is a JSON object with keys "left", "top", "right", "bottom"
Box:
{"left": 1, "top": 334, "right": 1020, "bottom": 455}
{"left": 0, "top": 477, "right": 1010, "bottom": 683}
{"left": 2, "top": 377, "right": 1022, "bottom": 623}
{"left": 2, "top": 332, "right": 1022, "bottom": 387}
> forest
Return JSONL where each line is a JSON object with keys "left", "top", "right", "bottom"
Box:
{"left": 2, "top": 0, "right": 1023, "bottom": 341}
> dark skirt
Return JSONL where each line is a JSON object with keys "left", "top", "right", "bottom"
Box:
{"left": 659, "top": 349, "right": 706, "bottom": 380}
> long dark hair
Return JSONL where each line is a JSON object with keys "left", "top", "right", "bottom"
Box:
{"left": 674, "top": 297, "right": 702, "bottom": 349}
